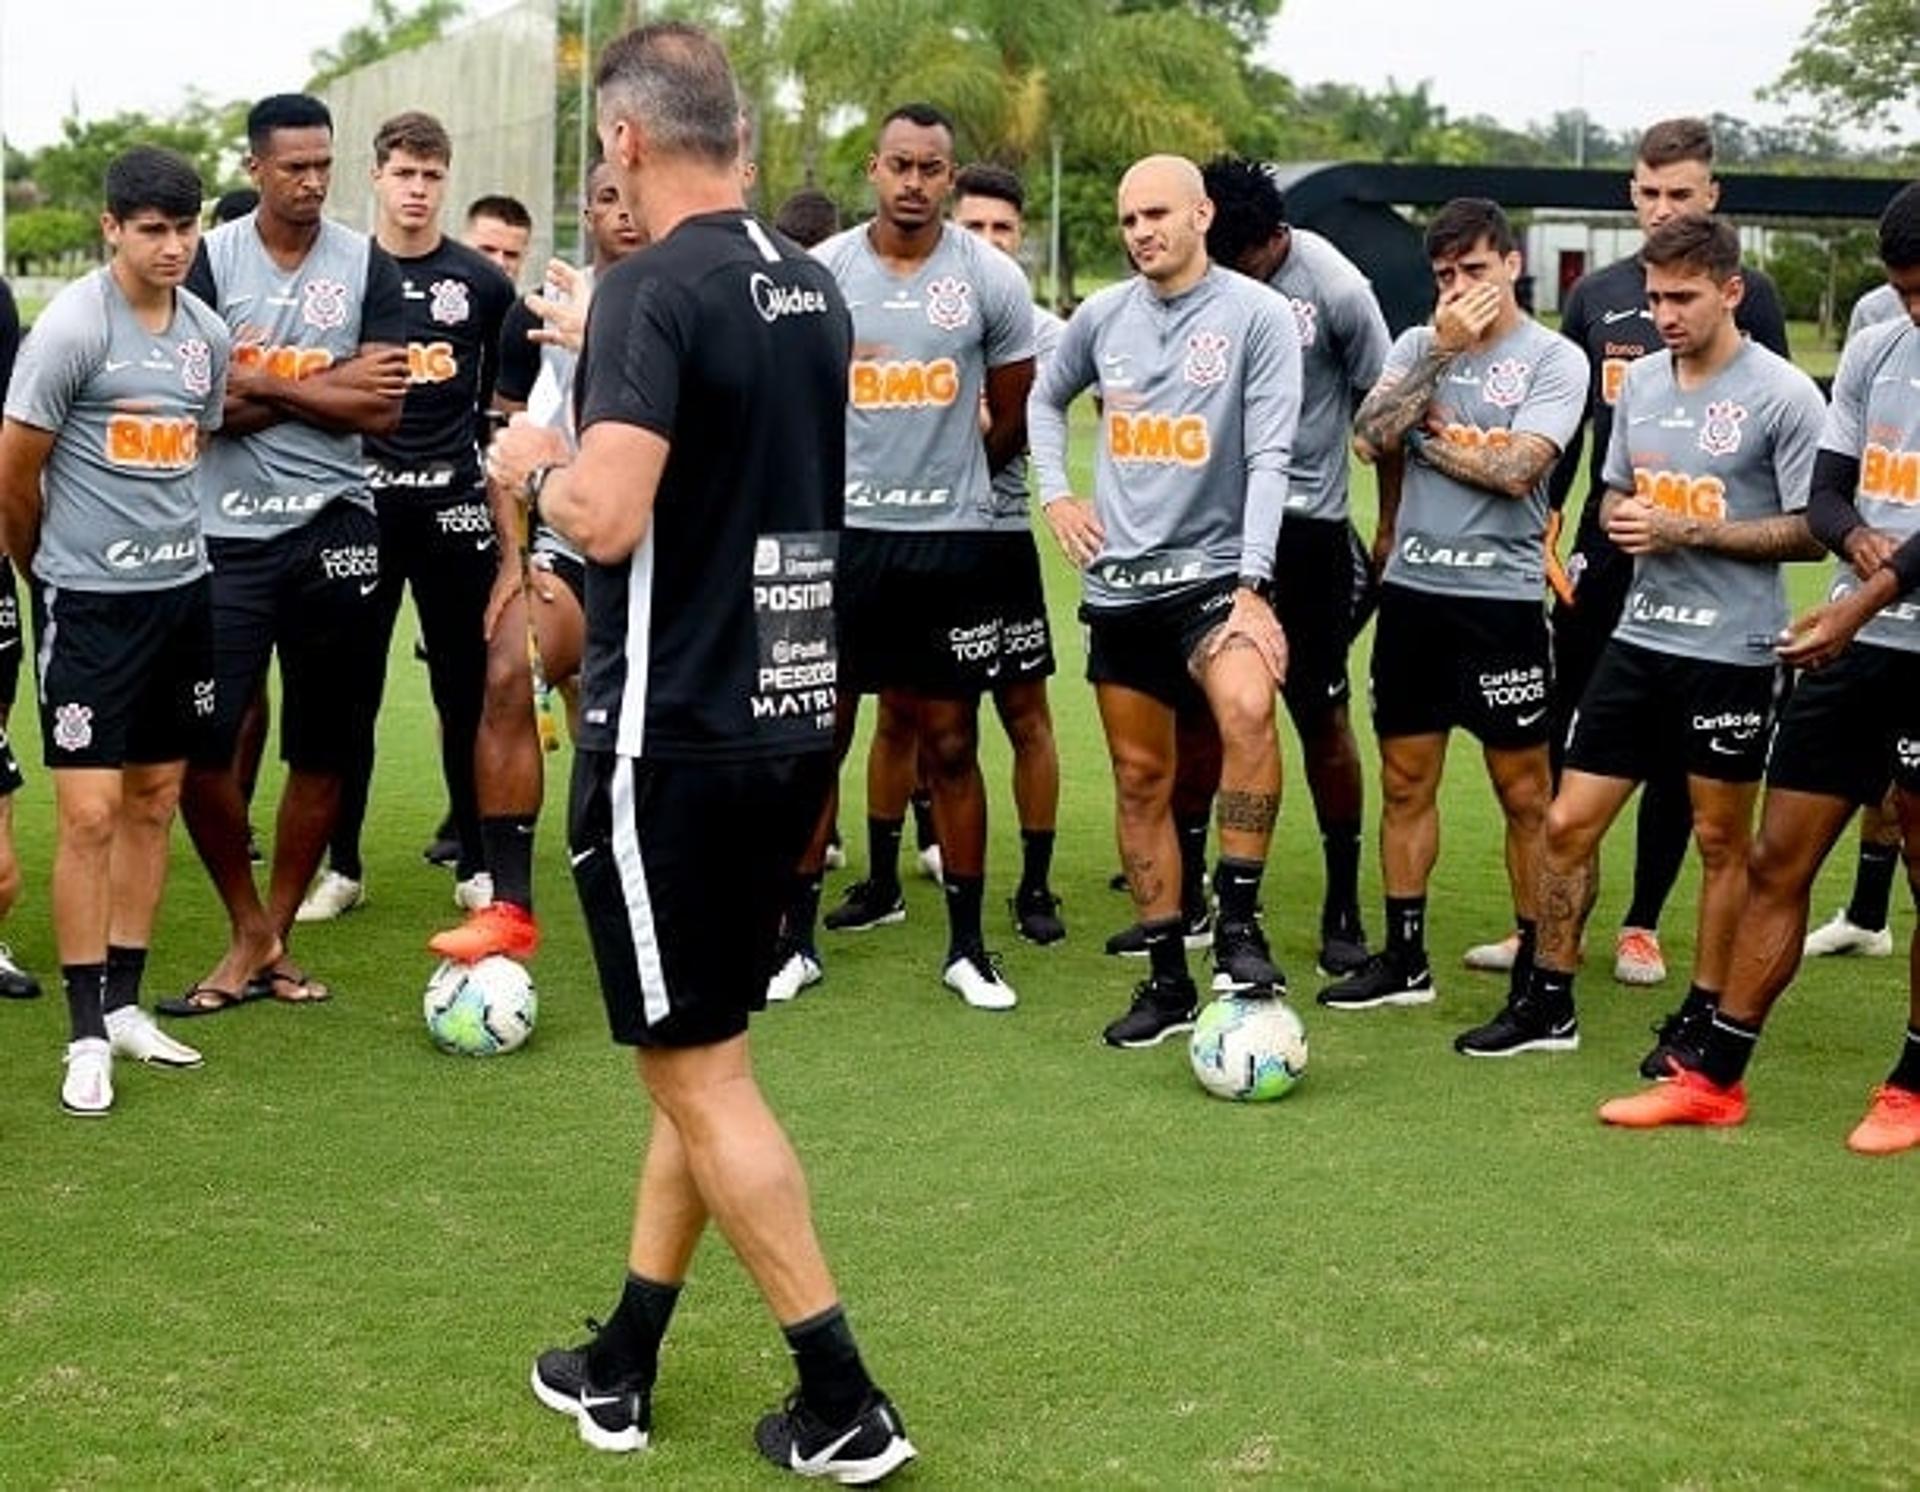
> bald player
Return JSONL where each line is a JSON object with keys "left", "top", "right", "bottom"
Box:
{"left": 1030, "top": 155, "right": 1302, "bottom": 1048}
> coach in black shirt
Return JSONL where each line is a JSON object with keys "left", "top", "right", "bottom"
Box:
{"left": 485, "top": 22, "right": 916, "bottom": 1484}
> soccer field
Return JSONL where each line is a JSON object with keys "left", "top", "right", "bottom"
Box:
{"left": 0, "top": 439, "right": 1914, "bottom": 1487}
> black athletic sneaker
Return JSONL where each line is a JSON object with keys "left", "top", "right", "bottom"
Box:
{"left": 823, "top": 879, "right": 906, "bottom": 933}
{"left": 1011, "top": 886, "right": 1066, "bottom": 945}
{"left": 754, "top": 1390, "right": 916, "bottom": 1484}
{"left": 1316, "top": 951, "right": 1434, "bottom": 1010}
{"left": 1102, "top": 974, "right": 1200, "bottom": 1048}
{"left": 0, "top": 942, "right": 41, "bottom": 1000}
{"left": 421, "top": 832, "right": 460, "bottom": 868}
{"left": 1639, "top": 998, "right": 1715, "bottom": 1081}
{"left": 1453, "top": 991, "right": 1579, "bottom": 1057}
{"left": 529, "top": 1328, "right": 651, "bottom": 1453}
{"left": 1316, "top": 918, "right": 1371, "bottom": 977}
{"left": 1108, "top": 869, "right": 1129, "bottom": 893}
{"left": 1211, "top": 918, "right": 1285, "bottom": 995}
{"left": 1104, "top": 904, "right": 1211, "bottom": 957}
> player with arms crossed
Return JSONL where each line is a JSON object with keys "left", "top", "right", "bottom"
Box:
{"left": 1029, "top": 154, "right": 1302, "bottom": 1048}
{"left": 0, "top": 147, "right": 231, "bottom": 1112}
{"left": 495, "top": 24, "right": 916, "bottom": 1476}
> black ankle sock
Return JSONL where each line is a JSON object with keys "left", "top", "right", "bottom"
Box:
{"left": 481, "top": 814, "right": 538, "bottom": 912}
{"left": 332, "top": 850, "right": 364, "bottom": 883}
{"left": 62, "top": 962, "right": 107, "bottom": 1042}
{"left": 909, "top": 792, "right": 937, "bottom": 851}
{"left": 1385, "top": 896, "right": 1427, "bottom": 968}
{"left": 103, "top": 945, "right": 147, "bottom": 1015}
{"left": 587, "top": 1272, "right": 681, "bottom": 1388}
{"left": 787, "top": 871, "right": 823, "bottom": 950}
{"left": 1846, "top": 843, "right": 1901, "bottom": 933}
{"left": 1318, "top": 819, "right": 1362, "bottom": 931}
{"left": 943, "top": 874, "right": 984, "bottom": 959}
{"left": 783, "top": 1304, "right": 875, "bottom": 1427}
{"left": 1176, "top": 812, "right": 1209, "bottom": 913}
{"left": 1212, "top": 856, "right": 1263, "bottom": 926}
{"left": 1888, "top": 1026, "right": 1920, "bottom": 1094}
{"left": 1018, "top": 828, "right": 1055, "bottom": 895}
{"left": 1682, "top": 984, "right": 1720, "bottom": 1017}
{"left": 866, "top": 816, "right": 904, "bottom": 891}
{"left": 1141, "top": 916, "right": 1189, "bottom": 984}
{"left": 1700, "top": 1011, "right": 1763, "bottom": 1087}
{"left": 1529, "top": 964, "right": 1574, "bottom": 1007}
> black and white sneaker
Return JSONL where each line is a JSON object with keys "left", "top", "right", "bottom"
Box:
{"left": 754, "top": 1390, "right": 916, "bottom": 1484}
{"left": 1102, "top": 975, "right": 1200, "bottom": 1048}
{"left": 823, "top": 880, "right": 906, "bottom": 933}
{"left": 1211, "top": 919, "right": 1285, "bottom": 995}
{"left": 1315, "top": 919, "right": 1371, "bottom": 978}
{"left": 1103, "top": 903, "right": 1211, "bottom": 957}
{"left": 1011, "top": 886, "right": 1066, "bottom": 945}
{"left": 529, "top": 1330, "right": 651, "bottom": 1452}
{"left": 1316, "top": 952, "right": 1434, "bottom": 1010}
{"left": 1639, "top": 997, "right": 1715, "bottom": 1081}
{"left": 0, "top": 942, "right": 41, "bottom": 1000}
{"left": 1453, "top": 992, "right": 1579, "bottom": 1057}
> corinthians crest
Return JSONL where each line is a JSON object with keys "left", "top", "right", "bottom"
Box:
{"left": 1698, "top": 399, "right": 1748, "bottom": 457}
{"left": 1184, "top": 331, "right": 1230, "bottom": 388}
{"left": 302, "top": 278, "right": 350, "bottom": 332}
{"left": 429, "top": 278, "right": 471, "bottom": 326}
{"left": 1288, "top": 298, "right": 1318, "bottom": 349}
{"left": 924, "top": 276, "right": 972, "bottom": 331}
{"left": 1481, "top": 358, "right": 1530, "bottom": 409}
{"left": 177, "top": 339, "right": 212, "bottom": 397}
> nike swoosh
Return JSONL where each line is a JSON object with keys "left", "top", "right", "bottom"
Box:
{"left": 792, "top": 1423, "right": 868, "bottom": 1473}
{"left": 357, "top": 580, "right": 379, "bottom": 597}
{"left": 104, "top": 358, "right": 134, "bottom": 373}
{"left": 1515, "top": 708, "right": 1547, "bottom": 727}
{"left": 1601, "top": 308, "right": 1649, "bottom": 324}
{"left": 474, "top": 538, "right": 493, "bottom": 551}
{"left": 568, "top": 846, "right": 597, "bottom": 867}
{"left": 579, "top": 1391, "right": 626, "bottom": 1409}
{"left": 0, "top": 639, "right": 18, "bottom": 653}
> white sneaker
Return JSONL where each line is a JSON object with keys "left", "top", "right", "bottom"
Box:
{"left": 766, "top": 947, "right": 823, "bottom": 1004}
{"left": 1803, "top": 908, "right": 1895, "bottom": 958}
{"left": 823, "top": 840, "right": 847, "bottom": 871}
{"left": 917, "top": 844, "right": 944, "bottom": 885}
{"left": 296, "top": 870, "right": 366, "bottom": 923}
{"left": 106, "top": 1005, "right": 203, "bottom": 1068}
{"left": 61, "top": 1038, "right": 113, "bottom": 1117}
{"left": 1462, "top": 932, "right": 1518, "bottom": 972}
{"left": 942, "top": 950, "right": 1017, "bottom": 1011}
{"left": 455, "top": 872, "right": 495, "bottom": 911}
{"left": 1613, "top": 927, "right": 1667, "bottom": 986}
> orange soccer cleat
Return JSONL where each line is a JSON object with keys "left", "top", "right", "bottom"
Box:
{"left": 428, "top": 901, "right": 541, "bottom": 964}
{"left": 1598, "top": 1062, "right": 1748, "bottom": 1129}
{"left": 1845, "top": 1085, "right": 1920, "bottom": 1156}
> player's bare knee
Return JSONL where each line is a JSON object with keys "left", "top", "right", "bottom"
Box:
{"left": 57, "top": 789, "right": 119, "bottom": 850}
{"left": 1690, "top": 811, "right": 1746, "bottom": 872}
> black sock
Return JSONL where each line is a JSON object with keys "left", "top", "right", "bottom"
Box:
{"left": 1509, "top": 917, "right": 1538, "bottom": 1001}
{"left": 1888, "top": 1026, "right": 1920, "bottom": 1094}
{"left": 63, "top": 962, "right": 107, "bottom": 1043}
{"left": 481, "top": 814, "right": 538, "bottom": 912}
{"left": 587, "top": 1272, "right": 681, "bottom": 1389}
{"left": 1699, "top": 1011, "right": 1762, "bottom": 1088}
{"left": 1318, "top": 819, "right": 1362, "bottom": 932}
{"left": 103, "top": 945, "right": 146, "bottom": 1015}
{"left": 1176, "top": 811, "right": 1209, "bottom": 915}
{"left": 1212, "top": 856, "right": 1263, "bottom": 927}
{"left": 943, "top": 874, "right": 984, "bottom": 960}
{"left": 1018, "top": 828, "right": 1055, "bottom": 896}
{"left": 783, "top": 1304, "right": 876, "bottom": 1427}
{"left": 1141, "top": 915, "right": 1189, "bottom": 985}
{"left": 908, "top": 792, "right": 937, "bottom": 851}
{"left": 1528, "top": 963, "right": 1573, "bottom": 1008}
{"left": 865, "top": 816, "right": 904, "bottom": 892}
{"left": 1385, "top": 896, "right": 1427, "bottom": 969}
{"left": 332, "top": 848, "right": 364, "bottom": 883}
{"left": 1624, "top": 771, "right": 1691, "bottom": 930}
{"left": 1846, "top": 843, "right": 1901, "bottom": 933}
{"left": 1682, "top": 983, "right": 1720, "bottom": 1017}
{"left": 787, "top": 871, "right": 823, "bottom": 951}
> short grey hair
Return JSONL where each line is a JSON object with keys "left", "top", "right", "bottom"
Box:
{"left": 594, "top": 22, "right": 741, "bottom": 167}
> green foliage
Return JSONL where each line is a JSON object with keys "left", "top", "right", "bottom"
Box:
{"left": 308, "top": 0, "right": 469, "bottom": 89}
{"left": 25, "top": 103, "right": 244, "bottom": 215}
{"left": 1765, "top": 226, "right": 1886, "bottom": 325}
{"left": 1766, "top": 0, "right": 1920, "bottom": 135}
{"left": 5, "top": 206, "right": 97, "bottom": 273}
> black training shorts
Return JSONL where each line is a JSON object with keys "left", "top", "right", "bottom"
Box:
{"left": 1371, "top": 582, "right": 1552, "bottom": 749}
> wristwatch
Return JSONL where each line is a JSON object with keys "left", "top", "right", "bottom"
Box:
{"left": 523, "top": 462, "right": 559, "bottom": 520}
{"left": 1237, "top": 575, "right": 1274, "bottom": 603}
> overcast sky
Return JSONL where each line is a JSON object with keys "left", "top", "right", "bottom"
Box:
{"left": 0, "top": 0, "right": 1900, "bottom": 154}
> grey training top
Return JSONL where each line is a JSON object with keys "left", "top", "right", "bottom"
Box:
{"left": 814, "top": 222, "right": 1033, "bottom": 532}
{"left": 987, "top": 303, "right": 1065, "bottom": 532}
{"left": 1820, "top": 316, "right": 1920, "bottom": 655}
{"left": 4, "top": 268, "right": 230, "bottom": 591}
{"left": 526, "top": 265, "right": 588, "bottom": 566}
{"left": 1847, "top": 282, "right": 1903, "bottom": 343}
{"left": 1029, "top": 265, "right": 1302, "bottom": 611}
{"left": 1380, "top": 317, "right": 1587, "bottom": 601}
{"left": 1265, "top": 228, "right": 1390, "bottom": 522}
{"left": 1602, "top": 342, "right": 1825, "bottom": 665}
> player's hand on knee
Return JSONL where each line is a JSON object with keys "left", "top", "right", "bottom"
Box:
{"left": 1209, "top": 591, "right": 1288, "bottom": 686}
{"left": 1044, "top": 498, "right": 1103, "bottom": 569}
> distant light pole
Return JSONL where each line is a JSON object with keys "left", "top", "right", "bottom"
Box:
{"left": 1048, "top": 130, "right": 1062, "bottom": 310}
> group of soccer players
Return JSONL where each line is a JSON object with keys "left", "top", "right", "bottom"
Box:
{"left": 1, "top": 19, "right": 1918, "bottom": 1477}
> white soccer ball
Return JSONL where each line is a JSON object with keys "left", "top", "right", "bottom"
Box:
{"left": 423, "top": 956, "right": 538, "bottom": 1056}
{"left": 1189, "top": 994, "right": 1308, "bottom": 1101}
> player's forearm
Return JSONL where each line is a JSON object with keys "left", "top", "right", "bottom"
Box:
{"left": 1237, "top": 466, "right": 1287, "bottom": 584}
{"left": 1888, "top": 529, "right": 1920, "bottom": 594}
{"left": 1410, "top": 431, "right": 1554, "bottom": 499}
{"left": 260, "top": 371, "right": 402, "bottom": 437}
{"left": 489, "top": 476, "right": 527, "bottom": 569}
{"left": 1805, "top": 451, "right": 1865, "bottom": 556}
{"left": 0, "top": 486, "right": 40, "bottom": 569}
{"left": 1684, "top": 512, "right": 1826, "bottom": 562}
{"left": 1354, "top": 346, "right": 1450, "bottom": 452}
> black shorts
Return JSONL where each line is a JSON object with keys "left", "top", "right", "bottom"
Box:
{"left": 531, "top": 548, "right": 585, "bottom": 609}
{"left": 1275, "top": 517, "right": 1365, "bottom": 721}
{"left": 0, "top": 557, "right": 21, "bottom": 713}
{"left": 1083, "top": 577, "right": 1237, "bottom": 714}
{"left": 838, "top": 530, "right": 1051, "bottom": 697}
{"left": 569, "top": 749, "right": 834, "bottom": 1048}
{"left": 201, "top": 501, "right": 386, "bottom": 773}
{"left": 31, "top": 577, "right": 215, "bottom": 769}
{"left": 1565, "top": 639, "right": 1782, "bottom": 785}
{"left": 1371, "top": 583, "right": 1552, "bottom": 749}
{"left": 1766, "top": 643, "right": 1920, "bottom": 805}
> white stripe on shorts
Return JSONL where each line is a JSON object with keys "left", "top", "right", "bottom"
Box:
{"left": 609, "top": 754, "right": 671, "bottom": 1027}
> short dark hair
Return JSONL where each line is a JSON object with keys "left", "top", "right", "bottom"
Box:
{"left": 1637, "top": 117, "right": 1714, "bottom": 171}
{"left": 247, "top": 94, "right": 333, "bottom": 155}
{"left": 1200, "top": 154, "right": 1284, "bottom": 271}
{"left": 467, "top": 194, "right": 532, "bottom": 231}
{"left": 1425, "top": 197, "right": 1517, "bottom": 260}
{"left": 105, "top": 146, "right": 203, "bottom": 222}
{"left": 374, "top": 110, "right": 452, "bottom": 167}
{"left": 1640, "top": 212, "right": 1741, "bottom": 283}
{"left": 1879, "top": 182, "right": 1920, "bottom": 271}
{"left": 954, "top": 163, "right": 1022, "bottom": 213}
{"left": 211, "top": 187, "right": 260, "bottom": 225}
{"left": 594, "top": 22, "right": 742, "bottom": 167}
{"left": 878, "top": 102, "right": 955, "bottom": 147}
{"left": 773, "top": 189, "right": 840, "bottom": 248}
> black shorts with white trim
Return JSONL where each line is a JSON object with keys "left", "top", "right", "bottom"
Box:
{"left": 1766, "top": 642, "right": 1920, "bottom": 805}
{"left": 1564, "top": 638, "right": 1783, "bottom": 785}
{"left": 1371, "top": 582, "right": 1552, "bottom": 749}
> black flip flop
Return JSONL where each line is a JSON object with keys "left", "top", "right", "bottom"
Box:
{"left": 155, "top": 982, "right": 269, "bottom": 1018}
